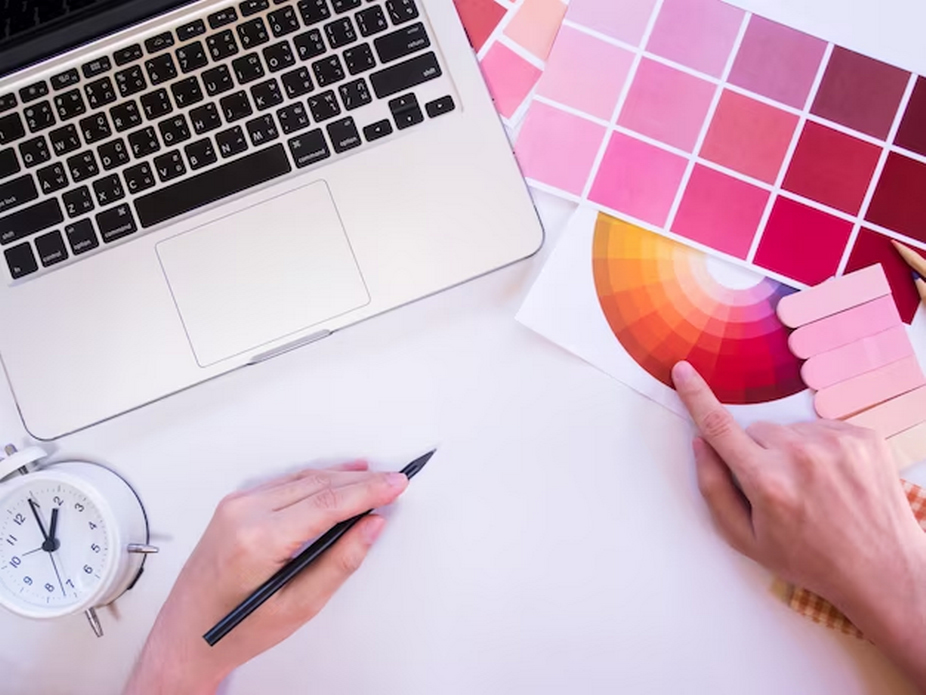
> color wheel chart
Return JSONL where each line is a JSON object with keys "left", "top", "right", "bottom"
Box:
{"left": 592, "top": 213, "right": 804, "bottom": 405}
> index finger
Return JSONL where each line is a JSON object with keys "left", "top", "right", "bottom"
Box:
{"left": 672, "top": 362, "right": 764, "bottom": 476}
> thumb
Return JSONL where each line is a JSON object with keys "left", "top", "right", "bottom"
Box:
{"left": 694, "top": 437, "right": 757, "bottom": 560}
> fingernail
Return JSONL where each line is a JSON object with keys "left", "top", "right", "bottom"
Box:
{"left": 672, "top": 361, "right": 694, "bottom": 386}
{"left": 387, "top": 473, "right": 408, "bottom": 489}
{"left": 362, "top": 516, "right": 386, "bottom": 544}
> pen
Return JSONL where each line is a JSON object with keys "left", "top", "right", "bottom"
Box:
{"left": 892, "top": 239, "right": 926, "bottom": 305}
{"left": 204, "top": 450, "right": 436, "bottom": 646}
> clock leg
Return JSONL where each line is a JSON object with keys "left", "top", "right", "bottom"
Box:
{"left": 85, "top": 607, "right": 104, "bottom": 638}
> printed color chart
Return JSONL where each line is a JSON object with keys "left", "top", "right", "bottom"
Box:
{"left": 516, "top": 0, "right": 926, "bottom": 322}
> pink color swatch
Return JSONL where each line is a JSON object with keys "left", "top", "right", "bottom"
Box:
{"left": 888, "top": 422, "right": 926, "bottom": 471}
{"left": 788, "top": 295, "right": 902, "bottom": 359}
{"left": 516, "top": 102, "right": 606, "bottom": 195}
{"left": 776, "top": 264, "right": 891, "bottom": 328}
{"left": 567, "top": 0, "right": 657, "bottom": 45}
{"left": 814, "top": 355, "right": 924, "bottom": 419}
{"left": 848, "top": 385, "right": 926, "bottom": 439}
{"left": 646, "top": 0, "right": 744, "bottom": 77}
{"left": 801, "top": 326, "right": 914, "bottom": 391}
{"left": 537, "top": 25, "right": 634, "bottom": 119}
{"left": 618, "top": 59, "right": 716, "bottom": 152}
{"left": 480, "top": 43, "right": 543, "bottom": 119}
{"left": 504, "top": 0, "right": 568, "bottom": 60}
{"left": 671, "top": 165, "right": 768, "bottom": 259}
{"left": 589, "top": 133, "right": 688, "bottom": 226}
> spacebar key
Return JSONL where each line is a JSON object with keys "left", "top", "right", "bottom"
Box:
{"left": 134, "top": 144, "right": 292, "bottom": 228}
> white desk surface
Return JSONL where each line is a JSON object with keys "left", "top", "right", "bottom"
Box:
{"left": 3, "top": 0, "right": 926, "bottom": 692}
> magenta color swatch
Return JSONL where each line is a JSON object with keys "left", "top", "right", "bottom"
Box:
{"left": 845, "top": 229, "right": 921, "bottom": 324}
{"left": 589, "top": 132, "right": 688, "bottom": 226}
{"left": 567, "top": 0, "right": 657, "bottom": 45}
{"left": 537, "top": 25, "right": 635, "bottom": 120}
{"left": 515, "top": 102, "right": 606, "bottom": 195}
{"left": 480, "top": 43, "right": 543, "bottom": 119}
{"left": 672, "top": 166, "right": 769, "bottom": 259}
{"left": 728, "top": 17, "right": 826, "bottom": 108}
{"left": 618, "top": 59, "right": 716, "bottom": 152}
{"left": 645, "top": 0, "right": 744, "bottom": 77}
{"left": 754, "top": 197, "right": 854, "bottom": 285}
{"left": 866, "top": 153, "right": 926, "bottom": 244}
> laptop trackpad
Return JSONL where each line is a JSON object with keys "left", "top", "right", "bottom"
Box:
{"left": 157, "top": 181, "right": 369, "bottom": 367}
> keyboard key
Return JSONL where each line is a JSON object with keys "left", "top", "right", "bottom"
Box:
{"left": 312, "top": 56, "right": 345, "bottom": 87}
{"left": 0, "top": 95, "right": 15, "bottom": 114}
{"left": 63, "top": 186, "right": 95, "bottom": 218}
{"left": 98, "top": 138, "right": 130, "bottom": 170}
{"left": 298, "top": 0, "right": 331, "bottom": 26}
{"left": 208, "top": 8, "right": 239, "bottom": 29}
{"left": 35, "top": 230, "right": 68, "bottom": 267}
{"left": 81, "top": 56, "right": 111, "bottom": 78}
{"left": 97, "top": 204, "right": 137, "bottom": 242}
{"left": 19, "top": 82, "right": 49, "bottom": 103}
{"left": 111, "top": 101, "right": 142, "bottom": 132}
{"left": 233, "top": 53, "right": 266, "bottom": 84}
{"left": 65, "top": 219, "right": 99, "bottom": 255}
{"left": 85, "top": 77, "right": 117, "bottom": 109}
{"left": 277, "top": 103, "right": 310, "bottom": 134}
{"left": 67, "top": 151, "right": 99, "bottom": 182}
{"left": 251, "top": 79, "right": 284, "bottom": 110}
{"left": 190, "top": 103, "right": 223, "bottom": 134}
{"left": 388, "top": 92, "right": 423, "bottom": 129}
{"left": 216, "top": 126, "right": 248, "bottom": 157}
{"left": 268, "top": 6, "right": 301, "bottom": 37}
{"left": 124, "top": 162, "right": 156, "bottom": 194}
{"left": 49, "top": 124, "right": 81, "bottom": 155}
{"left": 375, "top": 23, "right": 429, "bottom": 64}
{"left": 19, "top": 137, "right": 50, "bottom": 167}
{"left": 79, "top": 113, "right": 111, "bottom": 144}
{"left": 145, "top": 54, "right": 178, "bottom": 85}
{"left": 426, "top": 95, "right": 455, "bottom": 118}
{"left": 134, "top": 144, "right": 292, "bottom": 227}
{"left": 238, "top": 18, "right": 270, "bottom": 49}
{"left": 220, "top": 91, "right": 254, "bottom": 122}
{"left": 207, "top": 30, "right": 240, "bottom": 61}
{"left": 263, "top": 41, "right": 295, "bottom": 72}
{"left": 115, "top": 66, "right": 147, "bottom": 98}
{"left": 326, "top": 116, "right": 360, "bottom": 153}
{"left": 288, "top": 129, "right": 329, "bottom": 167}
{"left": 0, "top": 199, "right": 64, "bottom": 245}
{"left": 307, "top": 90, "right": 340, "bottom": 122}
{"left": 344, "top": 43, "right": 376, "bottom": 75}
{"left": 176, "top": 41, "right": 210, "bottom": 73}
{"left": 185, "top": 138, "right": 217, "bottom": 170}
{"left": 203, "top": 65, "right": 235, "bottom": 96}
{"left": 141, "top": 89, "right": 173, "bottom": 120}
{"left": 154, "top": 150, "right": 187, "bottom": 182}
{"left": 93, "top": 173, "right": 125, "bottom": 205}
{"left": 240, "top": 0, "right": 270, "bottom": 15}
{"left": 0, "top": 114, "right": 25, "bottom": 145}
{"left": 159, "top": 114, "right": 192, "bottom": 147}
{"left": 145, "top": 32, "right": 175, "bottom": 54}
{"left": 370, "top": 51, "right": 441, "bottom": 99}
{"left": 0, "top": 148, "right": 19, "bottom": 178}
{"left": 51, "top": 69, "right": 80, "bottom": 91}
{"left": 246, "top": 114, "right": 280, "bottom": 145}
{"left": 325, "top": 17, "right": 357, "bottom": 49}
{"left": 114, "top": 44, "right": 144, "bottom": 66}
{"left": 5, "top": 243, "right": 38, "bottom": 279}
{"left": 23, "top": 101, "right": 55, "bottom": 133}
{"left": 0, "top": 175, "right": 38, "bottom": 214}
{"left": 36, "top": 162, "right": 68, "bottom": 194}
{"left": 332, "top": 0, "right": 361, "bottom": 13}
{"left": 293, "top": 29, "right": 326, "bottom": 61}
{"left": 172, "top": 76, "right": 205, "bottom": 108}
{"left": 177, "top": 19, "right": 207, "bottom": 41}
{"left": 281, "top": 67, "right": 314, "bottom": 98}
{"left": 386, "top": 0, "right": 419, "bottom": 25}
{"left": 339, "top": 78, "right": 371, "bottom": 110}
{"left": 356, "top": 5, "right": 388, "bottom": 37}
{"left": 129, "top": 126, "right": 161, "bottom": 158}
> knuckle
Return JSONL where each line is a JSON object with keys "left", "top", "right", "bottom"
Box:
{"left": 337, "top": 546, "right": 366, "bottom": 575}
{"left": 700, "top": 408, "right": 736, "bottom": 441}
{"left": 756, "top": 474, "right": 794, "bottom": 510}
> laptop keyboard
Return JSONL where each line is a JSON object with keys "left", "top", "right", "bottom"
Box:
{"left": 0, "top": 0, "right": 456, "bottom": 281}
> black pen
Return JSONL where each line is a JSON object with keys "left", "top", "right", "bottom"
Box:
{"left": 204, "top": 450, "right": 436, "bottom": 646}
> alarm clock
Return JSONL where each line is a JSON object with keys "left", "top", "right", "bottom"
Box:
{"left": 0, "top": 444, "right": 157, "bottom": 637}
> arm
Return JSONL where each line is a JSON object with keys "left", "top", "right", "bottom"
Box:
{"left": 672, "top": 361, "right": 926, "bottom": 690}
{"left": 124, "top": 461, "right": 409, "bottom": 694}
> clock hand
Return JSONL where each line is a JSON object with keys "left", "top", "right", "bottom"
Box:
{"left": 21, "top": 546, "right": 44, "bottom": 557}
{"left": 27, "top": 498, "right": 49, "bottom": 544}
{"left": 48, "top": 552, "right": 66, "bottom": 598}
{"left": 43, "top": 508, "right": 60, "bottom": 553}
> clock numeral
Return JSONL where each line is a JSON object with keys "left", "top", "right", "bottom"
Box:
{"left": 89, "top": 521, "right": 97, "bottom": 530}
{"left": 5, "top": 534, "right": 17, "bottom": 546}
{"left": 23, "top": 576, "right": 32, "bottom": 586}
{"left": 53, "top": 496, "right": 63, "bottom": 507}
{"left": 90, "top": 543, "right": 101, "bottom": 554}
{"left": 12, "top": 513, "right": 25, "bottom": 526}
{"left": 83, "top": 564, "right": 93, "bottom": 574}
{"left": 44, "top": 583, "right": 54, "bottom": 593}
{"left": 66, "top": 579, "right": 74, "bottom": 589}
{"left": 74, "top": 502, "right": 85, "bottom": 513}
{"left": 9, "top": 556, "right": 21, "bottom": 568}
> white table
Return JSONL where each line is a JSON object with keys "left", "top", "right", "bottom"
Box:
{"left": 2, "top": 0, "right": 926, "bottom": 692}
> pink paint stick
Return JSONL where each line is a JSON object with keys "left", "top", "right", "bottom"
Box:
{"left": 788, "top": 295, "right": 902, "bottom": 359}
{"left": 814, "top": 355, "right": 925, "bottom": 419}
{"left": 801, "top": 325, "right": 914, "bottom": 391}
{"left": 888, "top": 421, "right": 926, "bottom": 471}
{"left": 847, "top": 385, "right": 926, "bottom": 439}
{"left": 777, "top": 264, "right": 891, "bottom": 328}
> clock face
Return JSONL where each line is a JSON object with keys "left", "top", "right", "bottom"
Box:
{"left": 0, "top": 480, "right": 110, "bottom": 613}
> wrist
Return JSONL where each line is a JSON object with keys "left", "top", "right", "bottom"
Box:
{"left": 125, "top": 618, "right": 226, "bottom": 695}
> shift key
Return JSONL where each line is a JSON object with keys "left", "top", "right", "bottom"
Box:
{"left": 370, "top": 52, "right": 442, "bottom": 99}
{"left": 0, "top": 198, "right": 63, "bottom": 245}
{"left": 0, "top": 175, "right": 38, "bottom": 215}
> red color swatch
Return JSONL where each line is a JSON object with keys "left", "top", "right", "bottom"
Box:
{"left": 895, "top": 77, "right": 926, "bottom": 158}
{"left": 811, "top": 47, "right": 910, "bottom": 139}
{"left": 845, "top": 229, "right": 921, "bottom": 324}
{"left": 754, "top": 197, "right": 853, "bottom": 285}
{"left": 453, "top": 0, "right": 507, "bottom": 52}
{"left": 783, "top": 122, "right": 882, "bottom": 215}
{"left": 866, "top": 153, "right": 926, "bottom": 244}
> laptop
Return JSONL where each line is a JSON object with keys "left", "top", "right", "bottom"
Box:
{"left": 0, "top": 0, "right": 543, "bottom": 440}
